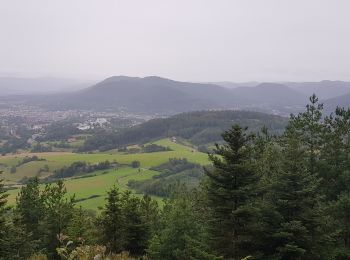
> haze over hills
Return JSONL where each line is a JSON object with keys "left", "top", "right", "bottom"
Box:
{"left": 215, "top": 80, "right": 350, "bottom": 100}
{"left": 38, "top": 76, "right": 313, "bottom": 115}
{"left": 2, "top": 75, "right": 350, "bottom": 116}
{"left": 323, "top": 93, "right": 350, "bottom": 113}
{"left": 40, "top": 76, "right": 231, "bottom": 113}
{"left": 284, "top": 80, "right": 350, "bottom": 100}
{"left": 0, "top": 77, "right": 95, "bottom": 95}
{"left": 231, "top": 83, "right": 308, "bottom": 107}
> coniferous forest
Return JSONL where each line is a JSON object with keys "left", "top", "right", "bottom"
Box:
{"left": 1, "top": 95, "right": 350, "bottom": 259}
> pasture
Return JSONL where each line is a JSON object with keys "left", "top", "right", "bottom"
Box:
{"left": 3, "top": 139, "right": 210, "bottom": 210}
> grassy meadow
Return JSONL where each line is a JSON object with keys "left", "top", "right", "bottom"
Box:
{"left": 3, "top": 139, "right": 209, "bottom": 210}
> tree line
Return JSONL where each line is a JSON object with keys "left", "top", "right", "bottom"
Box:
{"left": 79, "top": 110, "right": 287, "bottom": 152}
{"left": 1, "top": 95, "right": 350, "bottom": 259}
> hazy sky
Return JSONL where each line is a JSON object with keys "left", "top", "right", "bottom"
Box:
{"left": 1, "top": 0, "right": 349, "bottom": 82}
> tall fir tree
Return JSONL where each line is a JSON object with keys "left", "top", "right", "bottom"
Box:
{"left": 321, "top": 107, "right": 350, "bottom": 199}
{"left": 67, "top": 206, "right": 96, "bottom": 245}
{"left": 0, "top": 172, "right": 34, "bottom": 259}
{"left": 16, "top": 177, "right": 45, "bottom": 250}
{"left": 0, "top": 171, "right": 10, "bottom": 259}
{"left": 147, "top": 186, "right": 216, "bottom": 260}
{"left": 41, "top": 180, "right": 75, "bottom": 258}
{"left": 269, "top": 116, "right": 323, "bottom": 259}
{"left": 204, "top": 125, "right": 259, "bottom": 259}
{"left": 140, "top": 194, "right": 159, "bottom": 246}
{"left": 98, "top": 186, "right": 124, "bottom": 253}
{"left": 120, "top": 190, "right": 147, "bottom": 255}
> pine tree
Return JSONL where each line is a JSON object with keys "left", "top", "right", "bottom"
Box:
{"left": 328, "top": 193, "right": 350, "bottom": 258}
{"left": 140, "top": 194, "right": 159, "bottom": 243}
{"left": 204, "top": 125, "right": 259, "bottom": 259}
{"left": 321, "top": 107, "right": 350, "bottom": 255}
{"left": 0, "top": 171, "right": 10, "bottom": 259}
{"left": 321, "top": 107, "right": 350, "bottom": 199}
{"left": 4, "top": 213, "right": 35, "bottom": 259}
{"left": 16, "top": 177, "right": 45, "bottom": 249}
{"left": 67, "top": 206, "right": 95, "bottom": 245}
{"left": 0, "top": 172, "right": 34, "bottom": 259}
{"left": 98, "top": 186, "right": 124, "bottom": 253}
{"left": 121, "top": 190, "right": 147, "bottom": 255}
{"left": 297, "top": 94, "right": 324, "bottom": 176}
{"left": 41, "top": 180, "right": 75, "bottom": 258}
{"left": 147, "top": 187, "right": 216, "bottom": 260}
{"left": 269, "top": 120, "right": 322, "bottom": 259}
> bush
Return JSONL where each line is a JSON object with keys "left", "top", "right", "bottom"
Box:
{"left": 131, "top": 160, "right": 141, "bottom": 168}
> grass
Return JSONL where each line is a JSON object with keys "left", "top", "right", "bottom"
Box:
{"left": 1, "top": 139, "right": 208, "bottom": 183}
{"left": 4, "top": 138, "right": 209, "bottom": 210}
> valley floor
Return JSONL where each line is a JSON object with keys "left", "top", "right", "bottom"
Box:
{"left": 2, "top": 139, "right": 209, "bottom": 210}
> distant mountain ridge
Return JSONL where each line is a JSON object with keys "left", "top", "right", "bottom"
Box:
{"left": 17, "top": 76, "right": 349, "bottom": 115}
{"left": 284, "top": 80, "right": 350, "bottom": 99}
{"left": 52, "top": 76, "right": 231, "bottom": 113}
{"left": 231, "top": 83, "right": 308, "bottom": 107}
{"left": 41, "top": 76, "right": 314, "bottom": 115}
{"left": 323, "top": 93, "right": 350, "bottom": 114}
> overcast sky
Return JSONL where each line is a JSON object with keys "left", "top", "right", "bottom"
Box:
{"left": 0, "top": 0, "right": 349, "bottom": 82}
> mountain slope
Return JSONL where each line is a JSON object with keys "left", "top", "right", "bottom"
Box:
{"left": 79, "top": 110, "right": 288, "bottom": 151}
{"left": 40, "top": 76, "right": 309, "bottom": 115}
{"left": 324, "top": 92, "right": 350, "bottom": 114}
{"left": 232, "top": 83, "right": 307, "bottom": 106}
{"left": 285, "top": 80, "right": 350, "bottom": 99}
{"left": 43, "top": 76, "right": 235, "bottom": 113}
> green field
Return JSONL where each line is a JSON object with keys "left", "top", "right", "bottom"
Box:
{"left": 4, "top": 139, "right": 209, "bottom": 210}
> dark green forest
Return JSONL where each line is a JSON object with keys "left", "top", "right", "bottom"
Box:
{"left": 2, "top": 95, "right": 350, "bottom": 259}
{"left": 79, "top": 110, "right": 288, "bottom": 152}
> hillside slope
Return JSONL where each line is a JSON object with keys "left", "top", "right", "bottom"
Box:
{"left": 43, "top": 76, "right": 234, "bottom": 113}
{"left": 231, "top": 83, "right": 307, "bottom": 107}
{"left": 324, "top": 92, "right": 350, "bottom": 114}
{"left": 285, "top": 80, "right": 350, "bottom": 99}
{"left": 40, "top": 76, "right": 308, "bottom": 115}
{"left": 80, "top": 110, "right": 288, "bottom": 151}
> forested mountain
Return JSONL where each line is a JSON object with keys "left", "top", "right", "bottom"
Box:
{"left": 285, "top": 80, "right": 350, "bottom": 99}
{"left": 231, "top": 82, "right": 307, "bottom": 107}
{"left": 214, "top": 80, "right": 350, "bottom": 100}
{"left": 39, "top": 76, "right": 310, "bottom": 115}
{"left": 324, "top": 92, "right": 350, "bottom": 114}
{"left": 8, "top": 76, "right": 350, "bottom": 116}
{"left": 41, "top": 76, "right": 233, "bottom": 113}
{"left": 80, "top": 110, "right": 288, "bottom": 151}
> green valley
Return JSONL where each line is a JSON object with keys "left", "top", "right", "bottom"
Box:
{"left": 3, "top": 139, "right": 209, "bottom": 210}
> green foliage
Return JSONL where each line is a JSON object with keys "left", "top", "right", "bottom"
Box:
{"left": 98, "top": 186, "right": 159, "bottom": 255}
{"left": 66, "top": 206, "right": 96, "bottom": 245}
{"left": 16, "top": 179, "right": 75, "bottom": 258}
{"left": 0, "top": 172, "right": 34, "bottom": 259}
{"left": 79, "top": 110, "right": 287, "bottom": 151}
{"left": 142, "top": 144, "right": 172, "bottom": 153}
{"left": 17, "top": 155, "right": 46, "bottom": 167}
{"left": 128, "top": 158, "right": 204, "bottom": 197}
{"left": 4, "top": 95, "right": 350, "bottom": 259}
{"left": 31, "top": 142, "right": 53, "bottom": 153}
{"left": 204, "top": 125, "right": 259, "bottom": 259}
{"left": 16, "top": 177, "right": 45, "bottom": 249}
{"left": 0, "top": 171, "right": 11, "bottom": 258}
{"left": 131, "top": 160, "right": 140, "bottom": 168}
{"left": 147, "top": 187, "right": 217, "bottom": 260}
{"left": 51, "top": 160, "right": 112, "bottom": 179}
